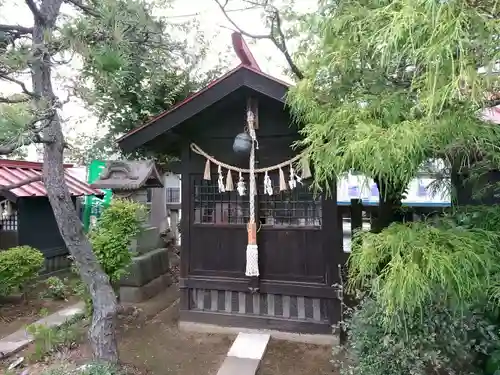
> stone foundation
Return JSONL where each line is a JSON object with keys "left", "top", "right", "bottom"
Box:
{"left": 119, "top": 272, "right": 171, "bottom": 303}
{"left": 130, "top": 226, "right": 160, "bottom": 255}
{"left": 118, "top": 244, "right": 172, "bottom": 303}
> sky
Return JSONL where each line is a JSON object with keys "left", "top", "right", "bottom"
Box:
{"left": 0, "top": 0, "right": 315, "bottom": 162}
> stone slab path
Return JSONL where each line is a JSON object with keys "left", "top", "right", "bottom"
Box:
{"left": 217, "top": 332, "right": 271, "bottom": 375}
{"left": 0, "top": 301, "right": 84, "bottom": 360}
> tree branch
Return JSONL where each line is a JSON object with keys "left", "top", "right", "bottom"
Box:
{"left": 0, "top": 73, "right": 38, "bottom": 98}
{"left": 0, "top": 24, "right": 33, "bottom": 34}
{"left": 213, "top": 0, "right": 304, "bottom": 80}
{"left": 214, "top": 0, "right": 272, "bottom": 39}
{"left": 0, "top": 110, "right": 56, "bottom": 155}
{"left": 1, "top": 175, "right": 43, "bottom": 191}
{"left": 64, "top": 0, "right": 100, "bottom": 17}
{"left": 25, "top": 0, "right": 46, "bottom": 24}
{"left": 0, "top": 138, "right": 33, "bottom": 155}
{"left": 271, "top": 10, "right": 303, "bottom": 79}
{"left": 0, "top": 96, "right": 30, "bottom": 104}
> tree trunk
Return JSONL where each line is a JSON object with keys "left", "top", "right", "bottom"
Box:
{"left": 33, "top": 0, "right": 119, "bottom": 364}
{"left": 372, "top": 177, "right": 407, "bottom": 232}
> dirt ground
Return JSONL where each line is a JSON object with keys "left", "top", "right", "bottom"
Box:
{"left": 0, "top": 281, "right": 80, "bottom": 338}
{"left": 3, "top": 284, "right": 336, "bottom": 375}
{"left": 259, "top": 340, "right": 335, "bottom": 375}
{"left": 2, "top": 286, "right": 233, "bottom": 375}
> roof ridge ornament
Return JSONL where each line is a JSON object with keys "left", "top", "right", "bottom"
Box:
{"left": 100, "top": 161, "right": 139, "bottom": 180}
{"left": 231, "top": 32, "right": 261, "bottom": 71}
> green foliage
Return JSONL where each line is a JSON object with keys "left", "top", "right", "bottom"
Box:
{"left": 341, "top": 297, "right": 500, "bottom": 375}
{"left": 287, "top": 0, "right": 500, "bottom": 195}
{"left": 344, "top": 205, "right": 500, "bottom": 375}
{"left": 26, "top": 319, "right": 84, "bottom": 361}
{"left": 41, "top": 276, "right": 69, "bottom": 300}
{"left": 62, "top": 0, "right": 227, "bottom": 160}
{"left": 89, "top": 199, "right": 146, "bottom": 283}
{"left": 41, "top": 362, "right": 124, "bottom": 375}
{"left": 78, "top": 363, "right": 125, "bottom": 375}
{"left": 348, "top": 217, "right": 500, "bottom": 324}
{"left": 72, "top": 199, "right": 143, "bottom": 316}
{"left": 0, "top": 246, "right": 44, "bottom": 296}
{"left": 72, "top": 274, "right": 93, "bottom": 317}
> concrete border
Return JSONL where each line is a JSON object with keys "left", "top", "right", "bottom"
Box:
{"left": 0, "top": 302, "right": 85, "bottom": 360}
{"left": 179, "top": 321, "right": 337, "bottom": 346}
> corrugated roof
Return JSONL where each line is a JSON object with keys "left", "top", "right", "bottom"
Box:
{"left": 0, "top": 159, "right": 102, "bottom": 198}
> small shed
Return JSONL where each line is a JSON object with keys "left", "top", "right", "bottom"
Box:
{"left": 0, "top": 159, "right": 102, "bottom": 272}
{"left": 117, "top": 34, "right": 344, "bottom": 334}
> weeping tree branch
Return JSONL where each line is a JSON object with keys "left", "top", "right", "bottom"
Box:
{"left": 213, "top": 0, "right": 304, "bottom": 80}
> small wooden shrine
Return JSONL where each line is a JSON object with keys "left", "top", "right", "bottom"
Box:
{"left": 117, "top": 34, "right": 343, "bottom": 334}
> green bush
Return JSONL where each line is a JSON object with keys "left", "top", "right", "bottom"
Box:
{"left": 340, "top": 297, "right": 499, "bottom": 375}
{"left": 42, "top": 276, "right": 69, "bottom": 300}
{"left": 26, "top": 319, "right": 84, "bottom": 361}
{"left": 89, "top": 199, "right": 146, "bottom": 284}
{"left": 348, "top": 217, "right": 500, "bottom": 325}
{"left": 342, "top": 206, "right": 500, "bottom": 375}
{"left": 0, "top": 245, "right": 44, "bottom": 296}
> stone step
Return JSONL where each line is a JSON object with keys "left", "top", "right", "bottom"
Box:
{"left": 217, "top": 333, "right": 270, "bottom": 375}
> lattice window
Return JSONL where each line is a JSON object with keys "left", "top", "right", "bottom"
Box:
{"left": 0, "top": 211, "right": 18, "bottom": 231}
{"left": 259, "top": 177, "right": 322, "bottom": 228}
{"left": 193, "top": 176, "right": 249, "bottom": 225}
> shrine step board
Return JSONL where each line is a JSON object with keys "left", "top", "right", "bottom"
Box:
{"left": 216, "top": 332, "right": 270, "bottom": 375}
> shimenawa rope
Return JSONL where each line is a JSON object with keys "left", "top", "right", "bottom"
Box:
{"left": 190, "top": 143, "right": 303, "bottom": 174}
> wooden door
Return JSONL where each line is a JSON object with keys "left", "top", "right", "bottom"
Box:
{"left": 257, "top": 175, "right": 330, "bottom": 284}
{"left": 188, "top": 174, "right": 248, "bottom": 277}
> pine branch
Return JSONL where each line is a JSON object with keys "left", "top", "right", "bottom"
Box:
{"left": 213, "top": 0, "right": 304, "bottom": 79}
{"left": 0, "top": 110, "right": 56, "bottom": 155}
{"left": 0, "top": 24, "right": 33, "bottom": 34}
{"left": 25, "top": 0, "right": 46, "bottom": 23}
{"left": 0, "top": 73, "right": 38, "bottom": 98}
{"left": 0, "top": 96, "right": 30, "bottom": 104}
{"left": 64, "top": 0, "right": 100, "bottom": 17}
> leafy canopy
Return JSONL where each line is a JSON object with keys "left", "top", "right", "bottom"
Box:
{"left": 287, "top": 0, "right": 500, "bottom": 194}
{"left": 65, "top": 0, "right": 228, "bottom": 160}
{"left": 0, "top": 0, "right": 224, "bottom": 163}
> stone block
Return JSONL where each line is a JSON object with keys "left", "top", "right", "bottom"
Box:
{"left": 159, "top": 248, "right": 170, "bottom": 274}
{"left": 216, "top": 357, "right": 260, "bottom": 375}
{"left": 130, "top": 226, "right": 159, "bottom": 255}
{"left": 119, "top": 247, "right": 169, "bottom": 287}
{"left": 119, "top": 273, "right": 172, "bottom": 303}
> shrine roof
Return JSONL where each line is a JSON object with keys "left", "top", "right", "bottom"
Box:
{"left": 90, "top": 160, "right": 164, "bottom": 190}
{"left": 117, "top": 33, "right": 290, "bottom": 154}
